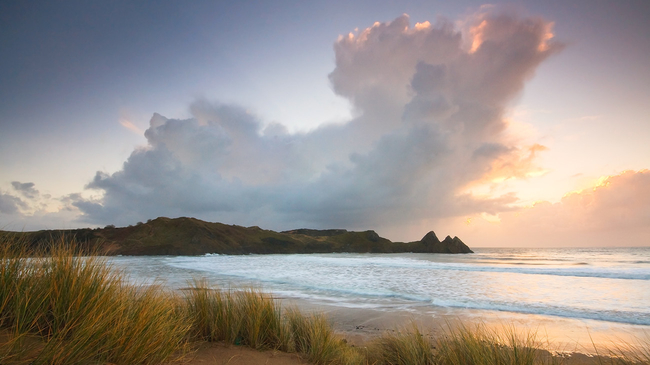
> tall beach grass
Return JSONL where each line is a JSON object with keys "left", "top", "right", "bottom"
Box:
{"left": 183, "top": 280, "right": 353, "bottom": 363}
{"left": 0, "top": 235, "right": 352, "bottom": 364}
{"left": 0, "top": 235, "right": 190, "bottom": 364}
{"left": 432, "top": 323, "right": 542, "bottom": 365}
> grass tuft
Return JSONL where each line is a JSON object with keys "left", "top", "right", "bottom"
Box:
{"left": 286, "top": 308, "right": 350, "bottom": 364}
{"left": 368, "top": 324, "right": 435, "bottom": 365}
{"left": 184, "top": 280, "right": 353, "bottom": 363}
{"left": 184, "top": 280, "right": 289, "bottom": 350}
{"left": 603, "top": 332, "right": 650, "bottom": 365}
{"left": 432, "top": 323, "right": 541, "bottom": 365}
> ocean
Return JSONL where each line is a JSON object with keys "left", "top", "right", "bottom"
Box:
{"left": 109, "top": 247, "right": 650, "bottom": 328}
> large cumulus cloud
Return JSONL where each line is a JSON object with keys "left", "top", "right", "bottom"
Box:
{"left": 74, "top": 8, "right": 563, "bottom": 235}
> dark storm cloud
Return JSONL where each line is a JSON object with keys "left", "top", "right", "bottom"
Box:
{"left": 73, "top": 8, "right": 562, "bottom": 230}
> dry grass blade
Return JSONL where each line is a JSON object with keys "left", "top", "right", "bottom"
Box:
{"left": 433, "top": 322, "right": 541, "bottom": 365}
{"left": 368, "top": 323, "right": 434, "bottom": 365}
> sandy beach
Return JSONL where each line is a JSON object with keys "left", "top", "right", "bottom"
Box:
{"left": 282, "top": 298, "right": 649, "bottom": 353}
{"left": 175, "top": 297, "right": 649, "bottom": 365}
{"left": 178, "top": 342, "right": 610, "bottom": 365}
{"left": 179, "top": 342, "right": 308, "bottom": 364}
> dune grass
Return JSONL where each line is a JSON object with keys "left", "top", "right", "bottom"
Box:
{"left": 367, "top": 324, "right": 435, "bottom": 365}
{"left": 0, "top": 235, "right": 353, "bottom": 364}
{"left": 183, "top": 280, "right": 354, "bottom": 363}
{"left": 285, "top": 308, "right": 354, "bottom": 364}
{"left": 432, "top": 323, "right": 542, "bottom": 365}
{"left": 595, "top": 332, "right": 650, "bottom": 365}
{"left": 0, "top": 235, "right": 191, "bottom": 365}
{"left": 184, "top": 279, "right": 289, "bottom": 349}
{"left": 1, "top": 234, "right": 648, "bottom": 365}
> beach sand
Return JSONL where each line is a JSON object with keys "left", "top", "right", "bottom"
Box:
{"left": 283, "top": 297, "right": 648, "bottom": 353}
{"left": 4, "top": 290, "right": 643, "bottom": 364}
{"left": 179, "top": 342, "right": 307, "bottom": 364}
{"left": 178, "top": 344, "right": 611, "bottom": 365}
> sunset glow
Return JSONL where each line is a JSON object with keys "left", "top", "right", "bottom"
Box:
{"left": 469, "top": 20, "right": 488, "bottom": 53}
{"left": 1, "top": 1, "right": 648, "bottom": 247}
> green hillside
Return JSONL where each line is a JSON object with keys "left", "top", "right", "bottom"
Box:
{"left": 1, "top": 217, "right": 473, "bottom": 255}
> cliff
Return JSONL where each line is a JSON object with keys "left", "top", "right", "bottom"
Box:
{"left": 1, "top": 217, "right": 473, "bottom": 255}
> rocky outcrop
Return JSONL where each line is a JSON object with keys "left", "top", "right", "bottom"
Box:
{"left": 421, "top": 231, "right": 441, "bottom": 246}
{"left": 418, "top": 231, "right": 474, "bottom": 253}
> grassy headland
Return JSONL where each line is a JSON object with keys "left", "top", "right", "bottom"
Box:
{"left": 1, "top": 216, "right": 472, "bottom": 255}
{"left": 0, "top": 235, "right": 647, "bottom": 364}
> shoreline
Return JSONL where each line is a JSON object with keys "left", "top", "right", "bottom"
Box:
{"left": 175, "top": 297, "right": 649, "bottom": 365}
{"left": 278, "top": 296, "right": 650, "bottom": 355}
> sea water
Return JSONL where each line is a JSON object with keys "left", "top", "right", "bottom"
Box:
{"left": 108, "top": 247, "right": 650, "bottom": 327}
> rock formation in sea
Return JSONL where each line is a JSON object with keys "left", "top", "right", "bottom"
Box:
{"left": 419, "top": 231, "right": 473, "bottom": 253}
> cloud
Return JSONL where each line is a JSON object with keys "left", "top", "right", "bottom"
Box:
{"left": 0, "top": 181, "right": 36, "bottom": 218}
{"left": 513, "top": 170, "right": 650, "bottom": 232}
{"left": 565, "top": 115, "right": 604, "bottom": 123}
{"left": 0, "top": 192, "right": 26, "bottom": 215}
{"left": 0, "top": 183, "right": 86, "bottom": 231}
{"left": 11, "top": 181, "right": 39, "bottom": 199}
{"left": 119, "top": 118, "right": 144, "bottom": 135}
{"left": 66, "top": 8, "right": 562, "bottom": 237}
{"left": 447, "top": 170, "right": 650, "bottom": 246}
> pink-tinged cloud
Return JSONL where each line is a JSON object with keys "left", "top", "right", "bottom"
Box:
{"left": 520, "top": 170, "right": 650, "bottom": 231}
{"left": 119, "top": 119, "right": 144, "bottom": 135}
{"left": 452, "top": 170, "right": 650, "bottom": 247}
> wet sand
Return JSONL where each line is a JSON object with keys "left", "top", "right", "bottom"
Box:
{"left": 282, "top": 297, "right": 649, "bottom": 354}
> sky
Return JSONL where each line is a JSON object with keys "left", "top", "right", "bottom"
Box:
{"left": 1, "top": 0, "right": 649, "bottom": 247}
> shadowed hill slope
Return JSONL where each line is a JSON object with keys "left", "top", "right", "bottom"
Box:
{"left": 1, "top": 217, "right": 473, "bottom": 255}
